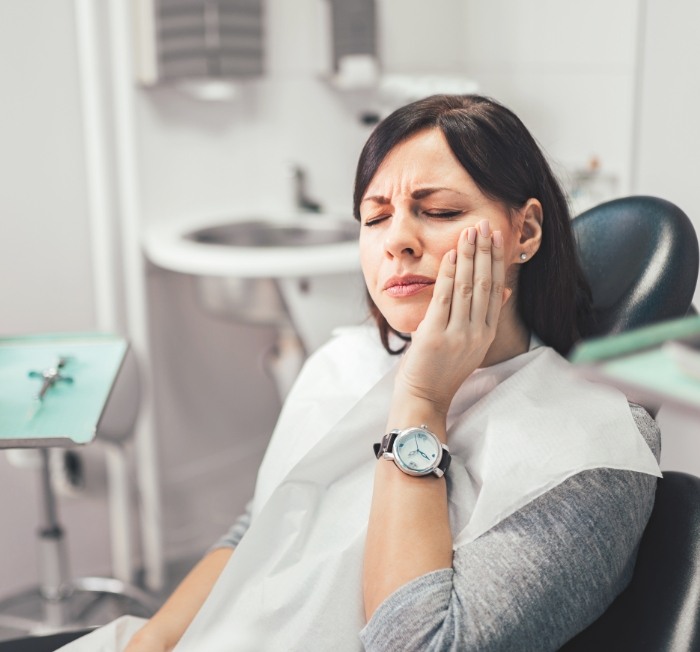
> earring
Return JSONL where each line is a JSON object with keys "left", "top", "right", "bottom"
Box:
{"left": 520, "top": 252, "right": 527, "bottom": 260}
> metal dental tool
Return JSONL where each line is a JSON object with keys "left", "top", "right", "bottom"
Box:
{"left": 27, "top": 356, "right": 74, "bottom": 417}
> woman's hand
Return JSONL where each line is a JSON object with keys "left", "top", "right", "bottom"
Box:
{"left": 366, "top": 221, "right": 509, "bottom": 618}
{"left": 121, "top": 548, "right": 234, "bottom": 652}
{"left": 392, "top": 219, "right": 511, "bottom": 422}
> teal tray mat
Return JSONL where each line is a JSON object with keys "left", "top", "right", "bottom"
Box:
{"left": 0, "top": 333, "right": 127, "bottom": 447}
{"left": 570, "top": 315, "right": 700, "bottom": 412}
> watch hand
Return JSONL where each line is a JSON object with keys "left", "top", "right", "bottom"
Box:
{"left": 414, "top": 433, "right": 429, "bottom": 457}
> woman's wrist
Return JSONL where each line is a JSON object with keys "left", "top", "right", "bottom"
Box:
{"left": 387, "top": 393, "right": 448, "bottom": 441}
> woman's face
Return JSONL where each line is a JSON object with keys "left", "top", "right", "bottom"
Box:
{"left": 359, "top": 128, "right": 527, "bottom": 335}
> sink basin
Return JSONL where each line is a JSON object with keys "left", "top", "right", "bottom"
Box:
{"left": 144, "top": 213, "right": 360, "bottom": 279}
{"left": 185, "top": 217, "right": 359, "bottom": 248}
{"left": 143, "top": 213, "right": 365, "bottom": 334}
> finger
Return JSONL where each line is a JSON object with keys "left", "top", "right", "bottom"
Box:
{"left": 448, "top": 226, "right": 477, "bottom": 327}
{"left": 421, "top": 249, "right": 457, "bottom": 331}
{"left": 470, "top": 219, "right": 493, "bottom": 325}
{"left": 485, "top": 229, "right": 507, "bottom": 327}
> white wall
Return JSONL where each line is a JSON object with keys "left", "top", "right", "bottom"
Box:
{"left": 144, "top": 266, "right": 281, "bottom": 559}
{"left": 0, "top": 0, "right": 112, "bottom": 596}
{"left": 0, "top": 1, "right": 96, "bottom": 334}
{"left": 460, "top": 0, "right": 640, "bottom": 211}
{"left": 635, "top": 0, "right": 700, "bottom": 307}
{"left": 634, "top": 0, "right": 700, "bottom": 474}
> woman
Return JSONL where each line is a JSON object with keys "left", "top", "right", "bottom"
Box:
{"left": 119, "top": 95, "right": 661, "bottom": 651}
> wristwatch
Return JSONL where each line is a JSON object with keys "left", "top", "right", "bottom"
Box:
{"left": 373, "top": 425, "right": 451, "bottom": 478}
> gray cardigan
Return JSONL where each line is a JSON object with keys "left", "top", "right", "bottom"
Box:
{"left": 213, "top": 404, "right": 660, "bottom": 651}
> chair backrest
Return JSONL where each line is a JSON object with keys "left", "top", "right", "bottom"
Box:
{"left": 572, "top": 195, "right": 699, "bottom": 337}
{"left": 560, "top": 471, "right": 700, "bottom": 652}
{"left": 565, "top": 197, "right": 700, "bottom": 650}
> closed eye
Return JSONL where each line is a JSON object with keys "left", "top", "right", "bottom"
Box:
{"left": 423, "top": 210, "right": 463, "bottom": 219}
{"left": 363, "top": 215, "right": 391, "bottom": 227}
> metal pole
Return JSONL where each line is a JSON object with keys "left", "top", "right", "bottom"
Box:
{"left": 37, "top": 449, "right": 72, "bottom": 627}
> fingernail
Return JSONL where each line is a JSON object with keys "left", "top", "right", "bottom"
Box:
{"left": 467, "top": 227, "right": 477, "bottom": 244}
{"left": 492, "top": 230, "right": 503, "bottom": 248}
{"left": 479, "top": 219, "right": 490, "bottom": 237}
{"left": 448, "top": 249, "right": 457, "bottom": 264}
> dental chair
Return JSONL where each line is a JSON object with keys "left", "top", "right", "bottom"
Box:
{"left": 560, "top": 195, "right": 700, "bottom": 651}
{"left": 1, "top": 195, "right": 698, "bottom": 651}
{"left": 572, "top": 195, "right": 699, "bottom": 337}
{"left": 560, "top": 471, "right": 700, "bottom": 651}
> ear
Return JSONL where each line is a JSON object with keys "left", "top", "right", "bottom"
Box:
{"left": 515, "top": 198, "right": 543, "bottom": 263}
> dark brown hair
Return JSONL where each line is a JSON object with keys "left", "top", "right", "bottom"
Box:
{"left": 353, "top": 94, "right": 591, "bottom": 356}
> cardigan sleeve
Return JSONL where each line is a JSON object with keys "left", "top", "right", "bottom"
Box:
{"left": 359, "top": 404, "right": 660, "bottom": 652}
{"left": 208, "top": 499, "right": 254, "bottom": 552}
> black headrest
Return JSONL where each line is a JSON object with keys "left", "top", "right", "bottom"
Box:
{"left": 573, "top": 196, "right": 699, "bottom": 337}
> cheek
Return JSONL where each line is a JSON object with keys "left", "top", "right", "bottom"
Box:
{"left": 358, "top": 230, "right": 384, "bottom": 274}
{"left": 358, "top": 235, "right": 378, "bottom": 290}
{"left": 426, "top": 224, "right": 462, "bottom": 258}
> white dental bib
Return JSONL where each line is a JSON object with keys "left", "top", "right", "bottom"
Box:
{"left": 169, "top": 326, "right": 660, "bottom": 652}
{"left": 57, "top": 326, "right": 661, "bottom": 652}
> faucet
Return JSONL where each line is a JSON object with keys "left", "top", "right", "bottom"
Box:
{"left": 292, "top": 165, "right": 322, "bottom": 213}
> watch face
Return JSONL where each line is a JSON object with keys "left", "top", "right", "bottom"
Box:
{"left": 393, "top": 428, "right": 442, "bottom": 476}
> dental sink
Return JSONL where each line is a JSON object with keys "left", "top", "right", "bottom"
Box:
{"left": 184, "top": 217, "right": 359, "bottom": 249}
{"left": 143, "top": 213, "right": 365, "bottom": 353}
{"left": 144, "top": 213, "right": 360, "bottom": 279}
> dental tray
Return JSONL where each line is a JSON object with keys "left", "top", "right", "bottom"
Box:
{"left": 569, "top": 315, "right": 700, "bottom": 415}
{"left": 0, "top": 333, "right": 127, "bottom": 448}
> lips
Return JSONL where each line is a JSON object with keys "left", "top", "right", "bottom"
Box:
{"left": 383, "top": 275, "right": 434, "bottom": 298}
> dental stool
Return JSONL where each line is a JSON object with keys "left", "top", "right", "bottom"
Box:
{"left": 0, "top": 336, "right": 159, "bottom": 636}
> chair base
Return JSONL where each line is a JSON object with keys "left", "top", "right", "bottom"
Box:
{"left": 0, "top": 576, "right": 158, "bottom": 636}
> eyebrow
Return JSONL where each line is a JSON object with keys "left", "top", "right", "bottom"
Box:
{"left": 361, "top": 187, "right": 468, "bottom": 204}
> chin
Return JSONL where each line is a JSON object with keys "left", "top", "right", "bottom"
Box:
{"left": 381, "top": 304, "right": 427, "bottom": 335}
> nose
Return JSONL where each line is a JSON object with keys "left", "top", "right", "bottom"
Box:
{"left": 383, "top": 211, "right": 422, "bottom": 259}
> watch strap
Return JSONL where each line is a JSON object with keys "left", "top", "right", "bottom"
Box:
{"left": 435, "top": 447, "right": 451, "bottom": 476}
{"left": 373, "top": 430, "right": 398, "bottom": 459}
